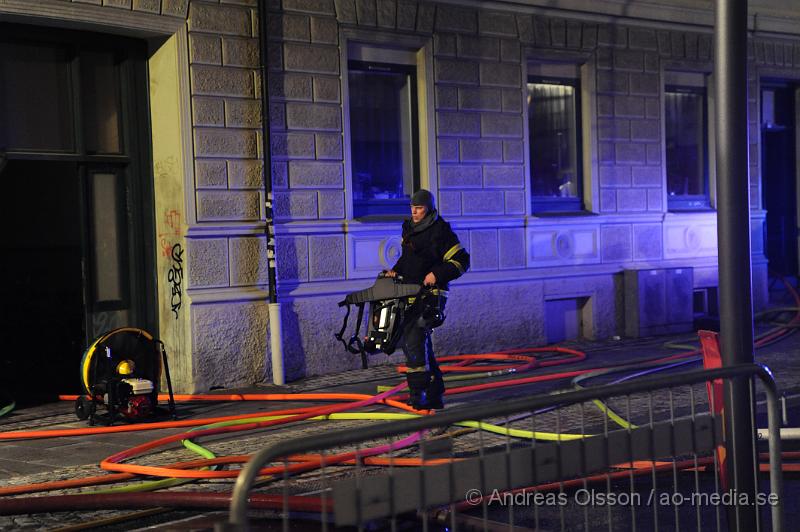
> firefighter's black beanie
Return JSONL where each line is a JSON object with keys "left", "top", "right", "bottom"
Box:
{"left": 410, "top": 189, "right": 436, "bottom": 212}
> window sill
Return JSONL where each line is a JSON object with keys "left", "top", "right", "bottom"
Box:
{"left": 666, "top": 208, "right": 715, "bottom": 214}
{"left": 351, "top": 214, "right": 409, "bottom": 223}
{"left": 532, "top": 210, "right": 597, "bottom": 218}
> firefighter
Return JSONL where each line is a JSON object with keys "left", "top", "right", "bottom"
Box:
{"left": 384, "top": 189, "right": 470, "bottom": 410}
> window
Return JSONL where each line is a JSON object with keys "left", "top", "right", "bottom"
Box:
{"left": 527, "top": 62, "right": 584, "bottom": 213}
{"left": 760, "top": 80, "right": 799, "bottom": 275}
{"left": 665, "top": 72, "right": 710, "bottom": 210}
{"left": 0, "top": 41, "right": 75, "bottom": 152}
{"left": 348, "top": 44, "right": 420, "bottom": 218}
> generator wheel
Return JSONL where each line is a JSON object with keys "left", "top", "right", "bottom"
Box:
{"left": 75, "top": 396, "right": 95, "bottom": 421}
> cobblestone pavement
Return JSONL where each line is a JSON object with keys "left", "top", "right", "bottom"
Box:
{"left": 1, "top": 303, "right": 799, "bottom": 530}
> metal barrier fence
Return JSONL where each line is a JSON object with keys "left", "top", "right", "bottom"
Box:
{"left": 223, "top": 364, "right": 783, "bottom": 531}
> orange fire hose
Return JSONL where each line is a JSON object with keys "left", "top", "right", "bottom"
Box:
{"left": 1, "top": 330, "right": 796, "bottom": 514}
{"left": 0, "top": 394, "right": 419, "bottom": 441}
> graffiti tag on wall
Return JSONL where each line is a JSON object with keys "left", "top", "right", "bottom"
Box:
{"left": 159, "top": 209, "right": 181, "bottom": 257}
{"left": 167, "top": 243, "right": 183, "bottom": 319}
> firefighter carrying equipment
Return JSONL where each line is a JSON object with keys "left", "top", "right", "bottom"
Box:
{"left": 75, "top": 328, "right": 177, "bottom": 425}
{"left": 336, "top": 274, "right": 447, "bottom": 369}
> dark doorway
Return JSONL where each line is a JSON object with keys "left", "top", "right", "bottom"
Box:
{"left": 0, "top": 161, "right": 85, "bottom": 403}
{"left": 0, "top": 24, "right": 156, "bottom": 406}
{"left": 761, "top": 82, "right": 798, "bottom": 277}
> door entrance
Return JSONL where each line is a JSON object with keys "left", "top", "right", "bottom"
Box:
{"left": 761, "top": 82, "right": 799, "bottom": 277}
{"left": 0, "top": 161, "right": 85, "bottom": 403}
{"left": 0, "top": 24, "right": 155, "bottom": 405}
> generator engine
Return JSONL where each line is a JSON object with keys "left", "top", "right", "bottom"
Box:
{"left": 98, "top": 365, "right": 155, "bottom": 419}
{"left": 75, "top": 328, "right": 176, "bottom": 425}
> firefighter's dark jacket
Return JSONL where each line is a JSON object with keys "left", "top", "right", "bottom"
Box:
{"left": 391, "top": 210, "right": 470, "bottom": 288}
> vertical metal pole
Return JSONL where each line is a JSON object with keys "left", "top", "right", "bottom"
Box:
{"left": 714, "top": 0, "right": 758, "bottom": 528}
{"left": 257, "top": 0, "right": 278, "bottom": 307}
{"left": 762, "top": 373, "right": 785, "bottom": 532}
{"left": 257, "top": 0, "right": 285, "bottom": 385}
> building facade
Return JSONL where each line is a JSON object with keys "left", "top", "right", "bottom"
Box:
{"left": 1, "top": 0, "right": 799, "bottom": 394}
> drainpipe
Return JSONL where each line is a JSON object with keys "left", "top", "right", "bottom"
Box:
{"left": 257, "top": 0, "right": 284, "bottom": 385}
{"left": 715, "top": 0, "right": 757, "bottom": 528}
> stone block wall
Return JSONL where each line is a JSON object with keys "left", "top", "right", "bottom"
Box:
{"left": 60, "top": 0, "right": 188, "bottom": 16}
{"left": 433, "top": 4, "right": 526, "bottom": 218}
{"left": 594, "top": 27, "right": 667, "bottom": 215}
{"left": 183, "top": 1, "right": 273, "bottom": 389}
{"left": 189, "top": 1, "right": 264, "bottom": 226}
{"left": 270, "top": 1, "right": 344, "bottom": 223}
{"left": 40, "top": 0, "right": 787, "bottom": 389}
{"left": 250, "top": 0, "right": 775, "bottom": 386}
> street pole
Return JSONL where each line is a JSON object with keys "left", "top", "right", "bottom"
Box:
{"left": 715, "top": 0, "right": 758, "bottom": 528}
{"left": 257, "top": 0, "right": 285, "bottom": 385}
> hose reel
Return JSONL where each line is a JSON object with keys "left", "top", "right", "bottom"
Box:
{"left": 75, "top": 327, "right": 176, "bottom": 425}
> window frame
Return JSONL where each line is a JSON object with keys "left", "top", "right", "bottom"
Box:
{"left": 664, "top": 72, "right": 713, "bottom": 212}
{"left": 347, "top": 58, "right": 421, "bottom": 218}
{"left": 523, "top": 51, "right": 598, "bottom": 217}
{"left": 527, "top": 74, "right": 585, "bottom": 213}
{"left": 341, "top": 33, "right": 435, "bottom": 222}
{"left": 0, "top": 25, "right": 132, "bottom": 161}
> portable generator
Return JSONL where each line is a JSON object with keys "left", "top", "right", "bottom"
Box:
{"left": 74, "top": 327, "right": 176, "bottom": 425}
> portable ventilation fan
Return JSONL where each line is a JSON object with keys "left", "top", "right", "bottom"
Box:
{"left": 75, "top": 327, "right": 176, "bottom": 424}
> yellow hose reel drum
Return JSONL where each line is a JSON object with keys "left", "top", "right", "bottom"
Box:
{"left": 76, "top": 327, "right": 175, "bottom": 423}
